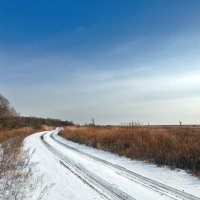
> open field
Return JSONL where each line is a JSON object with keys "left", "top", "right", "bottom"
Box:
{"left": 25, "top": 129, "right": 200, "bottom": 199}
{"left": 60, "top": 125, "right": 200, "bottom": 176}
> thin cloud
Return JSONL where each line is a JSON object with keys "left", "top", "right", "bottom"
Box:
{"left": 111, "top": 40, "right": 137, "bottom": 55}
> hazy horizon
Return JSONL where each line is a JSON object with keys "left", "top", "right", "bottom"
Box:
{"left": 1, "top": 1, "right": 200, "bottom": 125}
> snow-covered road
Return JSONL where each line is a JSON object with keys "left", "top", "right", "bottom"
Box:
{"left": 25, "top": 129, "right": 200, "bottom": 200}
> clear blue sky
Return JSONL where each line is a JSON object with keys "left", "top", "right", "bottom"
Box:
{"left": 1, "top": 0, "right": 200, "bottom": 124}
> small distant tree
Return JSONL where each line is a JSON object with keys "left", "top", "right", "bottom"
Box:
{"left": 92, "top": 118, "right": 95, "bottom": 126}
{"left": 0, "top": 94, "right": 10, "bottom": 119}
{"left": 10, "top": 107, "right": 18, "bottom": 116}
{"left": 0, "top": 94, "right": 18, "bottom": 119}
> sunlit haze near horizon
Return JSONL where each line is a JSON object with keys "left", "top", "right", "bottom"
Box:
{"left": 1, "top": 1, "right": 200, "bottom": 125}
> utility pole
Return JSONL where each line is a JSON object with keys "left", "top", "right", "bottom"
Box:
{"left": 92, "top": 118, "right": 95, "bottom": 126}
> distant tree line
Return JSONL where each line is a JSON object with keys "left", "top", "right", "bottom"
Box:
{"left": 0, "top": 94, "right": 73, "bottom": 130}
{"left": 0, "top": 116, "right": 73, "bottom": 130}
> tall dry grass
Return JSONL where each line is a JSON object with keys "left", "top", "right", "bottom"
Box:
{"left": 0, "top": 128, "right": 35, "bottom": 199}
{"left": 60, "top": 126, "right": 200, "bottom": 176}
{"left": 0, "top": 127, "right": 53, "bottom": 199}
{"left": 0, "top": 127, "right": 35, "bottom": 143}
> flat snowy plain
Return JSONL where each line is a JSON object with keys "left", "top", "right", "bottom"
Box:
{"left": 24, "top": 129, "right": 200, "bottom": 200}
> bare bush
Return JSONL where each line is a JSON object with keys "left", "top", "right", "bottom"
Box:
{"left": 0, "top": 137, "right": 32, "bottom": 199}
{"left": 0, "top": 128, "right": 53, "bottom": 200}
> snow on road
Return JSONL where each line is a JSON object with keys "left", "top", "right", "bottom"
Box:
{"left": 24, "top": 129, "right": 200, "bottom": 200}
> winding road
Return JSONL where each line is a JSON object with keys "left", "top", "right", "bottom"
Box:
{"left": 36, "top": 129, "right": 200, "bottom": 200}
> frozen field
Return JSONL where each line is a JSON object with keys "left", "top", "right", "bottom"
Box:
{"left": 24, "top": 129, "right": 200, "bottom": 200}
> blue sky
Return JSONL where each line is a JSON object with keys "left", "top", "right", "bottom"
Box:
{"left": 1, "top": 0, "right": 200, "bottom": 124}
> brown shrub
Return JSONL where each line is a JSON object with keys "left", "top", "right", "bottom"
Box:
{"left": 60, "top": 126, "right": 200, "bottom": 176}
{"left": 0, "top": 128, "right": 48, "bottom": 199}
{"left": 0, "top": 127, "right": 35, "bottom": 143}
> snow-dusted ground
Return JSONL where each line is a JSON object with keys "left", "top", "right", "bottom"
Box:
{"left": 24, "top": 129, "right": 200, "bottom": 200}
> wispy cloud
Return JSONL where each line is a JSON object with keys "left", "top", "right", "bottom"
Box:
{"left": 1, "top": 1, "right": 200, "bottom": 125}
{"left": 111, "top": 40, "right": 137, "bottom": 55}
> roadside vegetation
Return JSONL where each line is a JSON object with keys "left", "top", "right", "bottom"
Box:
{"left": 0, "top": 128, "right": 36, "bottom": 199}
{"left": 0, "top": 93, "right": 72, "bottom": 199}
{"left": 60, "top": 126, "right": 200, "bottom": 176}
{"left": 0, "top": 116, "right": 73, "bottom": 130}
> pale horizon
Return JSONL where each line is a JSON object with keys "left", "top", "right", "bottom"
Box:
{"left": 1, "top": 1, "right": 200, "bottom": 125}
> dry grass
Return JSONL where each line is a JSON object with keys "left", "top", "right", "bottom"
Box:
{"left": 40, "top": 125, "right": 54, "bottom": 131}
{"left": 0, "top": 127, "right": 53, "bottom": 199}
{"left": 60, "top": 126, "right": 200, "bottom": 176}
{"left": 0, "top": 128, "right": 36, "bottom": 199}
{"left": 0, "top": 127, "right": 35, "bottom": 143}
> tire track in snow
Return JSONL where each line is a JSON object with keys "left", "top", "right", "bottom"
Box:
{"left": 50, "top": 132, "right": 200, "bottom": 200}
{"left": 40, "top": 134, "right": 135, "bottom": 200}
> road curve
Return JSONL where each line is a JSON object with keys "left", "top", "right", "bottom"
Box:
{"left": 50, "top": 132, "right": 200, "bottom": 200}
{"left": 41, "top": 133, "right": 135, "bottom": 200}
{"left": 40, "top": 130, "right": 200, "bottom": 200}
